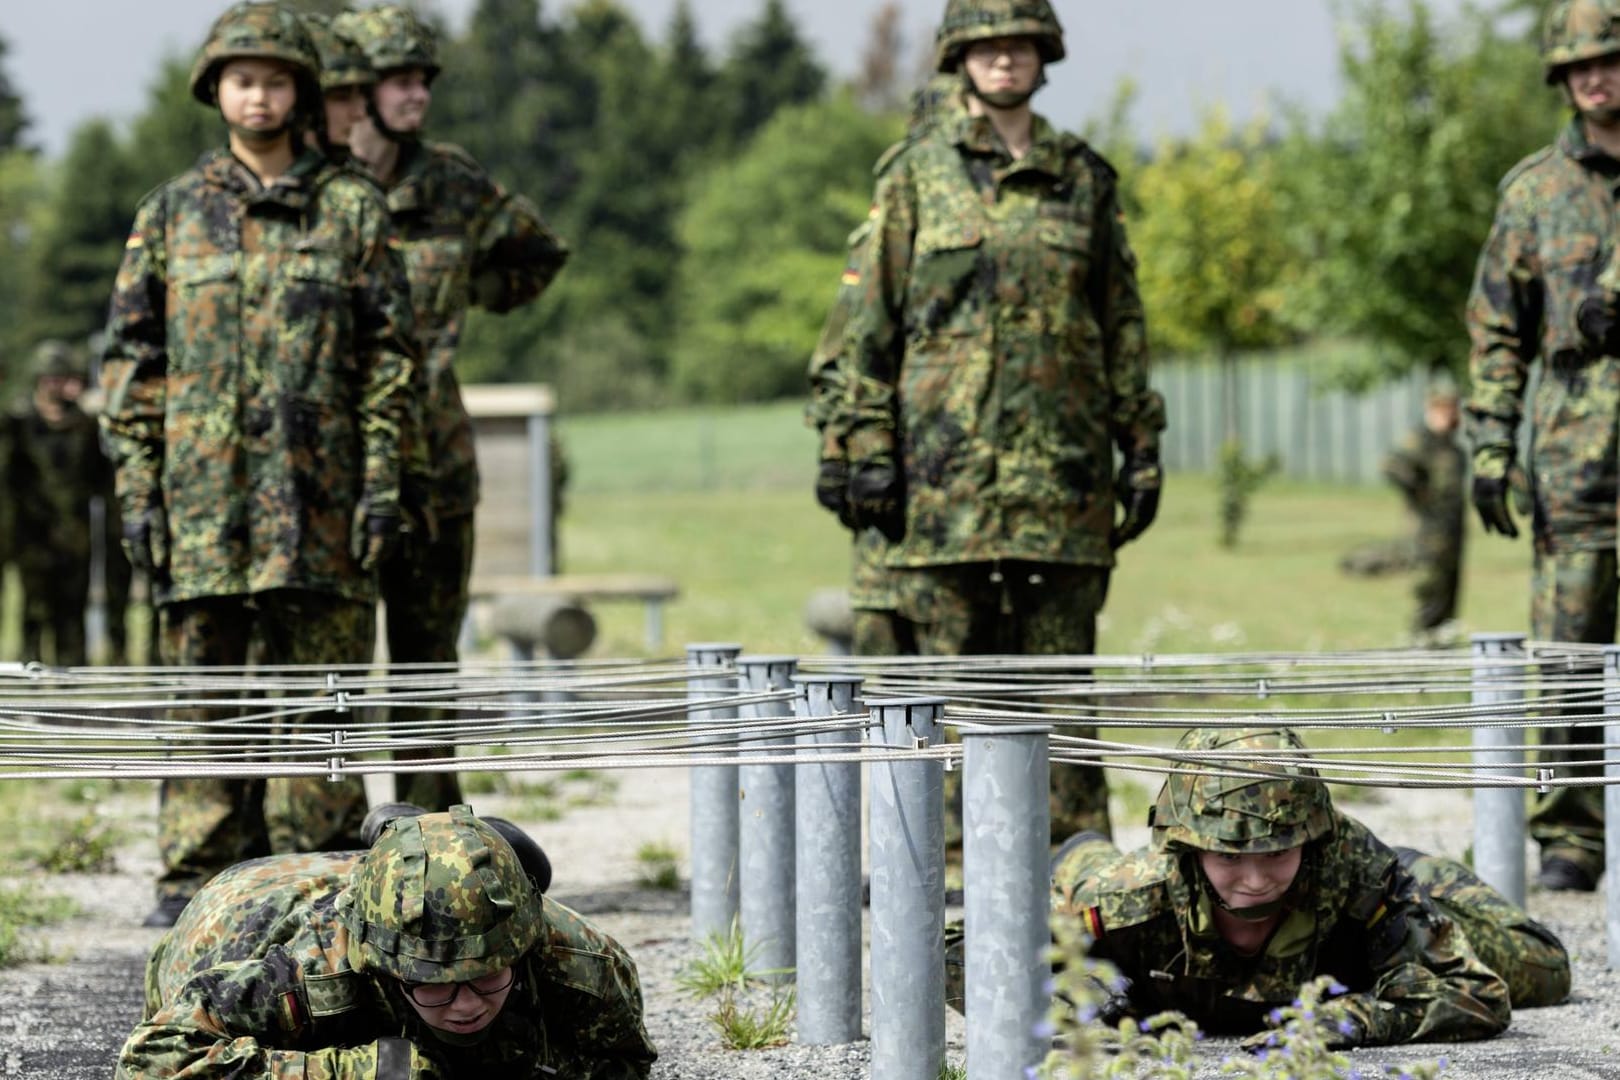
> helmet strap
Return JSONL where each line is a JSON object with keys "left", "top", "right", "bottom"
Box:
{"left": 364, "top": 95, "right": 420, "bottom": 145}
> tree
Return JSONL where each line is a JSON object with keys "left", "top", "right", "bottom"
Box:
{"left": 1280, "top": 0, "right": 1560, "bottom": 385}
{"left": 713, "top": 0, "right": 826, "bottom": 148}
{"left": 1132, "top": 110, "right": 1297, "bottom": 545}
{"left": 0, "top": 34, "right": 30, "bottom": 153}
{"left": 0, "top": 149, "right": 47, "bottom": 393}
{"left": 670, "top": 95, "right": 901, "bottom": 403}
{"left": 856, "top": 3, "right": 906, "bottom": 113}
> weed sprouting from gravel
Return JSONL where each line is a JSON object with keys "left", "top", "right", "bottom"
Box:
{"left": 635, "top": 842, "right": 680, "bottom": 890}
{"left": 34, "top": 813, "right": 119, "bottom": 873}
{"left": 709, "top": 989, "right": 795, "bottom": 1050}
{"left": 0, "top": 886, "right": 75, "bottom": 968}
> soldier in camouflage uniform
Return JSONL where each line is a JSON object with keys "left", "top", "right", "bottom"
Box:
{"left": 1465, "top": 0, "right": 1620, "bottom": 892}
{"left": 1382, "top": 381, "right": 1467, "bottom": 635}
{"left": 949, "top": 728, "right": 1568, "bottom": 1047}
{"left": 10, "top": 340, "right": 109, "bottom": 668}
{"left": 100, "top": 2, "right": 417, "bottom": 927}
{"left": 303, "top": 13, "right": 374, "bottom": 162}
{"left": 0, "top": 394, "right": 15, "bottom": 660}
{"left": 118, "top": 806, "right": 656, "bottom": 1079}
{"left": 842, "top": 0, "right": 1165, "bottom": 841}
{"left": 338, "top": 5, "right": 570, "bottom": 812}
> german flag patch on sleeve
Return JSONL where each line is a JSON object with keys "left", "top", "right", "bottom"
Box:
{"left": 1083, "top": 905, "right": 1105, "bottom": 939}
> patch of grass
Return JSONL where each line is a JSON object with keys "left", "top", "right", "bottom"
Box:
{"left": 508, "top": 797, "right": 564, "bottom": 823}
{"left": 34, "top": 813, "right": 120, "bottom": 874}
{"left": 938, "top": 1063, "right": 967, "bottom": 1080}
{"left": 635, "top": 841, "right": 680, "bottom": 890}
{"left": 709, "top": 989, "right": 795, "bottom": 1051}
{"left": 676, "top": 918, "right": 790, "bottom": 999}
{"left": 0, "top": 885, "right": 76, "bottom": 968}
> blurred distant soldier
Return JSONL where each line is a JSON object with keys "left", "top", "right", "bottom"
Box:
{"left": 339, "top": 5, "right": 570, "bottom": 811}
{"left": 1383, "top": 381, "right": 1467, "bottom": 636}
{"left": 303, "top": 13, "right": 374, "bottom": 163}
{"left": 0, "top": 375, "right": 19, "bottom": 661}
{"left": 840, "top": 0, "right": 1165, "bottom": 841}
{"left": 1466, "top": 0, "right": 1620, "bottom": 891}
{"left": 11, "top": 339, "right": 108, "bottom": 668}
{"left": 809, "top": 77, "right": 962, "bottom": 657}
{"left": 100, "top": 2, "right": 416, "bottom": 926}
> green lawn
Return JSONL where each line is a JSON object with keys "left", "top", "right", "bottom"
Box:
{"left": 556, "top": 401, "right": 1530, "bottom": 657}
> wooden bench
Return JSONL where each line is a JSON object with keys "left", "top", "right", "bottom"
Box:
{"left": 468, "top": 573, "right": 680, "bottom": 653}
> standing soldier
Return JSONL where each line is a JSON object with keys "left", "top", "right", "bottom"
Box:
{"left": 100, "top": 1, "right": 416, "bottom": 926}
{"left": 1466, "top": 0, "right": 1620, "bottom": 892}
{"left": 11, "top": 339, "right": 108, "bottom": 668}
{"left": 841, "top": 0, "right": 1165, "bottom": 841}
{"left": 0, "top": 385, "right": 16, "bottom": 660}
{"left": 338, "top": 5, "right": 570, "bottom": 812}
{"left": 1382, "top": 380, "right": 1467, "bottom": 638}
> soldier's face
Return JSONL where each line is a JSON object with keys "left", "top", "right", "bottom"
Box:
{"left": 216, "top": 58, "right": 299, "bottom": 137}
{"left": 963, "top": 37, "right": 1041, "bottom": 99}
{"left": 1196, "top": 847, "right": 1303, "bottom": 909}
{"left": 401, "top": 965, "right": 515, "bottom": 1034}
{"left": 324, "top": 86, "right": 368, "bottom": 147}
{"left": 374, "top": 67, "right": 432, "bottom": 134}
{"left": 1566, "top": 52, "right": 1620, "bottom": 126}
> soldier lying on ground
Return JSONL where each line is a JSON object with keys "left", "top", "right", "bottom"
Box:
{"left": 117, "top": 805, "right": 657, "bottom": 1079}
{"left": 947, "top": 727, "right": 1569, "bottom": 1048}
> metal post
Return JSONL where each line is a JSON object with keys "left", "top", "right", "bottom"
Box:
{"left": 1472, "top": 632, "right": 1527, "bottom": 907}
{"left": 869, "top": 697, "right": 946, "bottom": 1080}
{"left": 794, "top": 673, "right": 864, "bottom": 1045}
{"left": 527, "top": 411, "right": 554, "bottom": 577}
{"left": 738, "top": 655, "right": 799, "bottom": 983}
{"left": 963, "top": 724, "right": 1051, "bottom": 1079}
{"left": 688, "top": 643, "right": 742, "bottom": 940}
{"left": 1605, "top": 646, "right": 1620, "bottom": 968}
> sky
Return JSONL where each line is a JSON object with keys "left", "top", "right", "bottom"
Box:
{"left": 7, "top": 0, "right": 1477, "bottom": 159}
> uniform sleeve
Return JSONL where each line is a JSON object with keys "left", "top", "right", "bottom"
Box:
{"left": 100, "top": 193, "right": 170, "bottom": 522}
{"left": 469, "top": 176, "right": 570, "bottom": 314}
{"left": 550, "top": 939, "right": 658, "bottom": 1080}
{"left": 1093, "top": 182, "right": 1164, "bottom": 457}
{"left": 351, "top": 195, "right": 418, "bottom": 518}
{"left": 1381, "top": 430, "right": 1427, "bottom": 505}
{"left": 843, "top": 167, "right": 918, "bottom": 466}
{"left": 1465, "top": 185, "right": 1541, "bottom": 454}
{"left": 1324, "top": 861, "right": 1510, "bottom": 1046}
{"left": 805, "top": 217, "right": 874, "bottom": 462}
{"left": 115, "top": 955, "right": 421, "bottom": 1080}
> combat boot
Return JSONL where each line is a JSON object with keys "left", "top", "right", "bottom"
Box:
{"left": 141, "top": 894, "right": 190, "bottom": 929}
{"left": 1537, "top": 856, "right": 1598, "bottom": 892}
{"left": 360, "top": 802, "right": 428, "bottom": 846}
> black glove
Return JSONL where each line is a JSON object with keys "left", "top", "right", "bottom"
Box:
{"left": 848, "top": 457, "right": 905, "bottom": 542}
{"left": 1111, "top": 451, "right": 1163, "bottom": 549}
{"left": 1471, "top": 446, "right": 1522, "bottom": 540}
{"left": 814, "top": 459, "right": 856, "bottom": 528}
{"left": 351, "top": 508, "right": 403, "bottom": 572}
{"left": 120, "top": 506, "right": 169, "bottom": 581}
{"left": 1577, "top": 294, "right": 1620, "bottom": 355}
{"left": 400, "top": 473, "right": 440, "bottom": 544}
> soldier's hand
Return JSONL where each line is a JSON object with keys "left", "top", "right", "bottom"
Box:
{"left": 1471, "top": 447, "right": 1522, "bottom": 539}
{"left": 120, "top": 506, "right": 169, "bottom": 581}
{"left": 372, "top": 1036, "right": 443, "bottom": 1079}
{"left": 848, "top": 456, "right": 905, "bottom": 543}
{"left": 352, "top": 510, "right": 403, "bottom": 572}
{"left": 400, "top": 474, "right": 440, "bottom": 544}
{"left": 814, "top": 459, "right": 856, "bottom": 528}
{"left": 1111, "top": 450, "right": 1163, "bottom": 549}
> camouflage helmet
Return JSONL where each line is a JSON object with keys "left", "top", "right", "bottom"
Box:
{"left": 335, "top": 5, "right": 441, "bottom": 81}
{"left": 343, "top": 805, "right": 545, "bottom": 984}
{"left": 1150, "top": 728, "right": 1334, "bottom": 855}
{"left": 31, "top": 339, "right": 83, "bottom": 381}
{"left": 1542, "top": 0, "right": 1620, "bottom": 85}
{"left": 303, "top": 12, "right": 375, "bottom": 92}
{"left": 188, "top": 2, "right": 322, "bottom": 108}
{"left": 935, "top": 0, "right": 1065, "bottom": 73}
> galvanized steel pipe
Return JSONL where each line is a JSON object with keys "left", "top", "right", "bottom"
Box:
{"left": 738, "top": 655, "right": 799, "bottom": 983}
{"left": 687, "top": 642, "right": 742, "bottom": 940}
{"left": 1471, "top": 632, "right": 1526, "bottom": 906}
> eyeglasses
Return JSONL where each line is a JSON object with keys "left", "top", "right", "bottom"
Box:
{"left": 402, "top": 968, "right": 515, "bottom": 1008}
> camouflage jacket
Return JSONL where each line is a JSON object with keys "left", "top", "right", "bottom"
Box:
{"left": 842, "top": 109, "right": 1164, "bottom": 568}
{"left": 101, "top": 147, "right": 415, "bottom": 606}
{"left": 9, "top": 397, "right": 110, "bottom": 565}
{"left": 1466, "top": 119, "right": 1619, "bottom": 553}
{"left": 1051, "top": 815, "right": 1510, "bottom": 1046}
{"left": 121, "top": 852, "right": 657, "bottom": 1080}
{"left": 380, "top": 140, "right": 569, "bottom": 521}
{"left": 1382, "top": 426, "right": 1465, "bottom": 545}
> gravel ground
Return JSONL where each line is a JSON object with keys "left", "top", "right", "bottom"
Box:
{"left": 3, "top": 771, "right": 1620, "bottom": 1079}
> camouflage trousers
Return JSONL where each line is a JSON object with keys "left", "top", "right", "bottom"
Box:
{"left": 1528, "top": 547, "right": 1617, "bottom": 877}
{"left": 1410, "top": 525, "right": 1461, "bottom": 632}
{"left": 378, "top": 513, "right": 474, "bottom": 811}
{"left": 103, "top": 523, "right": 135, "bottom": 664}
{"left": 899, "top": 561, "right": 1113, "bottom": 846}
{"left": 154, "top": 590, "right": 373, "bottom": 903}
{"left": 18, "top": 549, "right": 89, "bottom": 667}
{"left": 853, "top": 608, "right": 917, "bottom": 657}
{"left": 1395, "top": 848, "right": 1569, "bottom": 1008}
